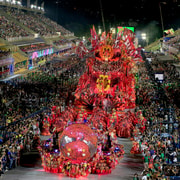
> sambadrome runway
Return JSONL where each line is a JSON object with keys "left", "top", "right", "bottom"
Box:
{"left": 2, "top": 138, "right": 143, "bottom": 180}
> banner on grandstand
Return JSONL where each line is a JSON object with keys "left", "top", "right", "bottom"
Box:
{"left": 163, "top": 36, "right": 175, "bottom": 42}
{"left": 164, "top": 28, "right": 174, "bottom": 35}
{"left": 0, "top": 58, "right": 14, "bottom": 66}
{"left": 9, "top": 64, "right": 14, "bottom": 75}
{"left": 117, "top": 26, "right": 135, "bottom": 33}
{"left": 29, "top": 48, "right": 54, "bottom": 59}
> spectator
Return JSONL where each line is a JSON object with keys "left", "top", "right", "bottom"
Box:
{"left": 133, "top": 173, "right": 140, "bottom": 180}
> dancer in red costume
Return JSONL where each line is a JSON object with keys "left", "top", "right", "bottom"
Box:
{"left": 130, "top": 141, "right": 141, "bottom": 154}
{"left": 116, "top": 116, "right": 132, "bottom": 138}
{"left": 137, "top": 110, "right": 147, "bottom": 134}
{"left": 41, "top": 117, "right": 51, "bottom": 136}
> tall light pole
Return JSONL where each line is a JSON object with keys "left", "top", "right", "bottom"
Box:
{"left": 159, "top": 2, "right": 166, "bottom": 37}
{"left": 55, "top": 1, "right": 60, "bottom": 22}
{"left": 99, "top": 0, "right": 106, "bottom": 32}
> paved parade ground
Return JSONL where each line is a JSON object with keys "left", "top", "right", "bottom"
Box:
{"left": 2, "top": 138, "right": 143, "bottom": 180}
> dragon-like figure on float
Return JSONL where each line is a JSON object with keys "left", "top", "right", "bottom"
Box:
{"left": 38, "top": 27, "right": 145, "bottom": 178}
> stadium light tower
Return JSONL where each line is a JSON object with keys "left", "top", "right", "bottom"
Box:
{"left": 55, "top": 1, "right": 60, "bottom": 22}
{"left": 11, "top": 0, "right": 16, "bottom": 4}
{"left": 141, "top": 33, "right": 148, "bottom": 47}
{"left": 34, "top": 0, "right": 38, "bottom": 8}
{"left": 27, "top": 0, "right": 30, "bottom": 8}
{"left": 41, "top": 1, "right": 44, "bottom": 12}
{"left": 99, "top": 0, "right": 106, "bottom": 32}
{"left": 159, "top": 2, "right": 167, "bottom": 37}
{"left": 98, "top": 26, "right": 102, "bottom": 35}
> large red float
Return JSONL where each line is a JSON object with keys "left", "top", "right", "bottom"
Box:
{"left": 38, "top": 27, "right": 145, "bottom": 177}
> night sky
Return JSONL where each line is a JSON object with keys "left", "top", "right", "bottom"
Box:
{"left": 23, "top": 0, "right": 180, "bottom": 41}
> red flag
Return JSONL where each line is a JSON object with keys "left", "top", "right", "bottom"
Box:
{"left": 101, "top": 31, "right": 106, "bottom": 42}
{"left": 90, "top": 25, "right": 98, "bottom": 50}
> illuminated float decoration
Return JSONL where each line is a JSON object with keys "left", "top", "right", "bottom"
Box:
{"left": 38, "top": 26, "right": 144, "bottom": 178}
{"left": 59, "top": 124, "right": 98, "bottom": 162}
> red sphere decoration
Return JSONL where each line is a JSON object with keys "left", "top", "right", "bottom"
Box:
{"left": 59, "top": 124, "right": 98, "bottom": 161}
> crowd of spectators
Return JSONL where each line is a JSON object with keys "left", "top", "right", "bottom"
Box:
{"left": 0, "top": 55, "right": 86, "bottom": 176}
{"left": 0, "top": 15, "right": 31, "bottom": 40}
{"left": 0, "top": 49, "right": 10, "bottom": 60}
{"left": 133, "top": 54, "right": 180, "bottom": 179}
{"left": 53, "top": 38, "right": 73, "bottom": 47}
{"left": 145, "top": 29, "right": 180, "bottom": 61}
{"left": 3, "top": 7, "right": 57, "bottom": 37}
{"left": 162, "top": 63, "right": 180, "bottom": 83}
{"left": 164, "top": 36, "right": 180, "bottom": 50}
{"left": 35, "top": 14, "right": 72, "bottom": 36}
{"left": 163, "top": 35, "right": 180, "bottom": 60}
{"left": 144, "top": 53, "right": 180, "bottom": 109}
{"left": 0, "top": 115, "right": 42, "bottom": 175}
{"left": 149, "top": 55, "right": 180, "bottom": 108}
{"left": 0, "top": 6, "right": 74, "bottom": 38}
{"left": 149, "top": 57, "right": 180, "bottom": 84}
{"left": 165, "top": 83, "right": 180, "bottom": 110}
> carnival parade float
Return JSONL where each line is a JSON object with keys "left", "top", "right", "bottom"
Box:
{"left": 38, "top": 27, "right": 145, "bottom": 178}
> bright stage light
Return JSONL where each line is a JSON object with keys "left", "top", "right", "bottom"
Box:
{"left": 11, "top": 0, "right": 16, "bottom": 4}
{"left": 141, "top": 33, "right": 147, "bottom": 40}
{"left": 17, "top": 1, "right": 21, "bottom": 5}
{"left": 98, "top": 28, "right": 102, "bottom": 35}
{"left": 110, "top": 27, "right": 116, "bottom": 34}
